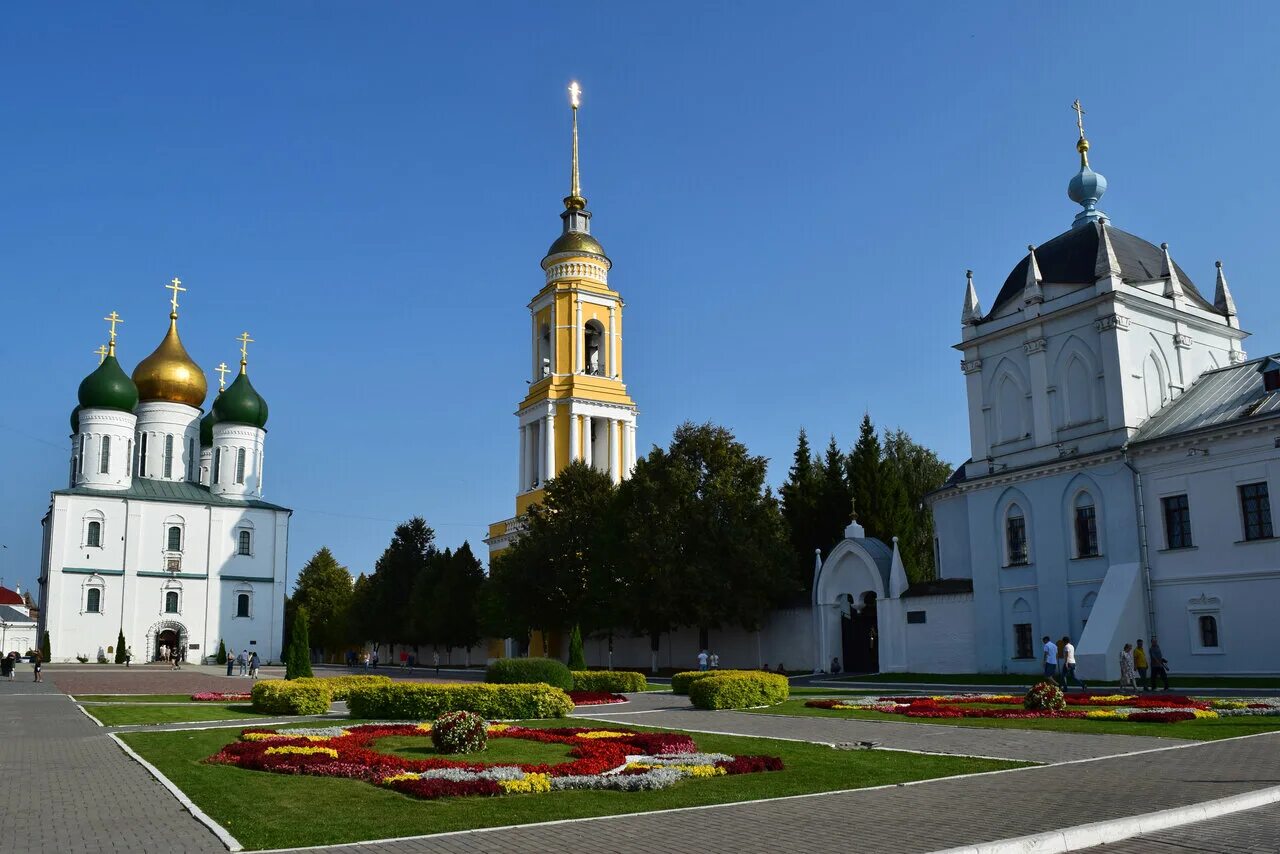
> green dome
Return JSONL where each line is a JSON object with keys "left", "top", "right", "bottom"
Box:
{"left": 212, "top": 370, "right": 268, "bottom": 429}
{"left": 70, "top": 404, "right": 82, "bottom": 434}
{"left": 199, "top": 408, "right": 218, "bottom": 447}
{"left": 77, "top": 354, "right": 139, "bottom": 414}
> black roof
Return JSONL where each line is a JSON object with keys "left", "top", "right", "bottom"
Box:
{"left": 987, "top": 222, "right": 1215, "bottom": 317}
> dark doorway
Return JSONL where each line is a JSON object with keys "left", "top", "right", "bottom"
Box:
{"left": 155, "top": 629, "right": 178, "bottom": 662}
{"left": 841, "top": 592, "right": 879, "bottom": 674}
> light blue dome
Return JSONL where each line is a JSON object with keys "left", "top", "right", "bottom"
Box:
{"left": 1067, "top": 138, "right": 1108, "bottom": 228}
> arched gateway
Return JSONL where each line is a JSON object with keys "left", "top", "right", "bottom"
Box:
{"left": 145, "top": 619, "right": 188, "bottom": 663}
{"left": 812, "top": 527, "right": 894, "bottom": 675}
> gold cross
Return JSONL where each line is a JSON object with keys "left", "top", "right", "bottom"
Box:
{"left": 215, "top": 361, "right": 231, "bottom": 391}
{"left": 237, "top": 331, "right": 254, "bottom": 364}
{"left": 568, "top": 81, "right": 581, "bottom": 109}
{"left": 166, "top": 277, "right": 186, "bottom": 315}
{"left": 103, "top": 310, "right": 123, "bottom": 344}
{"left": 1072, "top": 99, "right": 1086, "bottom": 139}
{"left": 95, "top": 344, "right": 109, "bottom": 365}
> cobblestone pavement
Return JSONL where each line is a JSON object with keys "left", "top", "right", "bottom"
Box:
{"left": 0, "top": 682, "right": 224, "bottom": 854}
{"left": 46, "top": 663, "right": 283, "bottom": 695}
{"left": 575, "top": 692, "right": 1185, "bottom": 763}
{"left": 1088, "top": 800, "right": 1280, "bottom": 852}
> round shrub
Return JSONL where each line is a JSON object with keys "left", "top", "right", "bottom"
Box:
{"left": 430, "top": 710, "right": 489, "bottom": 754}
{"left": 251, "top": 681, "right": 332, "bottom": 716}
{"left": 688, "top": 672, "right": 789, "bottom": 710}
{"left": 485, "top": 657, "right": 574, "bottom": 691}
{"left": 571, "top": 670, "right": 647, "bottom": 693}
{"left": 672, "top": 669, "right": 759, "bottom": 695}
{"left": 1024, "top": 680, "right": 1066, "bottom": 711}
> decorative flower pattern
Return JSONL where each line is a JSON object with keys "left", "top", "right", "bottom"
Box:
{"left": 805, "top": 693, "right": 1279, "bottom": 723}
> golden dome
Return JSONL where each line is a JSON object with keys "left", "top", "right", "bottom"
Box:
{"left": 132, "top": 316, "right": 208, "bottom": 408}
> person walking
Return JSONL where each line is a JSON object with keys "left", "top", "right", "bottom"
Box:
{"left": 1133, "top": 640, "right": 1149, "bottom": 691}
{"left": 710, "top": 652, "right": 720, "bottom": 670}
{"left": 1060, "top": 636, "right": 1087, "bottom": 691}
{"left": 1041, "top": 635, "right": 1058, "bottom": 681}
{"left": 1149, "top": 636, "right": 1170, "bottom": 691}
{"left": 371, "top": 649, "right": 379, "bottom": 669}
{"left": 1119, "top": 644, "right": 1137, "bottom": 690}
{"left": 249, "top": 651, "right": 260, "bottom": 679}
{"left": 238, "top": 650, "right": 249, "bottom": 677}
{"left": 697, "top": 649, "right": 709, "bottom": 672}
{"left": 432, "top": 650, "right": 440, "bottom": 676}
{"left": 32, "top": 650, "right": 42, "bottom": 683}
{"left": 2, "top": 652, "right": 13, "bottom": 681}
{"left": 226, "top": 649, "right": 236, "bottom": 677}
{"left": 124, "top": 646, "right": 132, "bottom": 667}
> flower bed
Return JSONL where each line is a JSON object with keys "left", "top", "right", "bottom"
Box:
{"left": 208, "top": 722, "right": 782, "bottom": 799}
{"left": 567, "top": 691, "right": 627, "bottom": 706}
{"left": 191, "top": 692, "right": 253, "bottom": 702}
{"left": 804, "top": 693, "right": 1280, "bottom": 723}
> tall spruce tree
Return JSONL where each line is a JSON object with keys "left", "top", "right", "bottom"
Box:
{"left": 778, "top": 429, "right": 821, "bottom": 593}
{"left": 847, "top": 413, "right": 883, "bottom": 535}
{"left": 285, "top": 606, "right": 314, "bottom": 679}
{"left": 882, "top": 428, "right": 953, "bottom": 580}
{"left": 817, "top": 434, "right": 855, "bottom": 556}
{"left": 291, "top": 547, "right": 354, "bottom": 662}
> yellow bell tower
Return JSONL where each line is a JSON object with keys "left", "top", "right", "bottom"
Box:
{"left": 487, "top": 82, "right": 639, "bottom": 559}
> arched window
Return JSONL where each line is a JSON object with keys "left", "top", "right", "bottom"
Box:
{"left": 1064, "top": 355, "right": 1094, "bottom": 426}
{"left": 86, "top": 587, "right": 102, "bottom": 613}
{"left": 1074, "top": 493, "right": 1099, "bottom": 557}
{"left": 167, "top": 526, "right": 182, "bottom": 552}
{"left": 995, "top": 374, "right": 1028, "bottom": 443}
{"left": 99, "top": 435, "right": 111, "bottom": 475}
{"left": 138, "top": 433, "right": 148, "bottom": 477}
{"left": 163, "top": 434, "right": 174, "bottom": 478}
{"left": 235, "top": 448, "right": 246, "bottom": 485}
{"left": 537, "top": 322, "right": 551, "bottom": 378}
{"left": 1005, "top": 504, "right": 1028, "bottom": 566}
{"left": 236, "top": 592, "right": 251, "bottom": 618}
{"left": 126, "top": 439, "right": 132, "bottom": 476}
{"left": 78, "top": 434, "right": 86, "bottom": 476}
{"left": 1199, "top": 615, "right": 1219, "bottom": 648}
{"left": 1143, "top": 352, "right": 1166, "bottom": 418}
{"left": 213, "top": 448, "right": 222, "bottom": 484}
{"left": 238, "top": 529, "right": 252, "bottom": 556}
{"left": 165, "top": 590, "right": 179, "bottom": 614}
{"left": 583, "top": 320, "right": 605, "bottom": 376}
{"left": 187, "top": 438, "right": 195, "bottom": 482}
{"left": 87, "top": 520, "right": 102, "bottom": 548}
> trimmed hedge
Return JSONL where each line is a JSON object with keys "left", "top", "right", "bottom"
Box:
{"left": 688, "top": 672, "right": 790, "bottom": 710}
{"left": 571, "top": 670, "right": 647, "bottom": 693}
{"left": 291, "top": 675, "right": 393, "bottom": 700}
{"left": 486, "top": 657, "right": 574, "bottom": 691}
{"left": 671, "top": 669, "right": 762, "bottom": 695}
{"left": 347, "top": 682, "right": 574, "bottom": 720}
{"left": 251, "top": 680, "right": 332, "bottom": 715}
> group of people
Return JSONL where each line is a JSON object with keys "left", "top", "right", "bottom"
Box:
{"left": 157, "top": 644, "right": 186, "bottom": 669}
{"left": 224, "top": 649, "right": 261, "bottom": 678}
{"left": 1041, "top": 635, "right": 1088, "bottom": 690}
{"left": 1118, "top": 637, "right": 1171, "bottom": 691}
{"left": 696, "top": 649, "right": 721, "bottom": 671}
{"left": 1, "top": 651, "right": 40, "bottom": 682}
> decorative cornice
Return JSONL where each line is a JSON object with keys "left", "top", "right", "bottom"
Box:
{"left": 1173, "top": 333, "right": 1193, "bottom": 350}
{"left": 219, "top": 575, "right": 273, "bottom": 583}
{"left": 960, "top": 358, "right": 983, "bottom": 375}
{"left": 1023, "top": 338, "right": 1047, "bottom": 355}
{"left": 1094, "top": 313, "right": 1131, "bottom": 332}
{"left": 545, "top": 260, "right": 608, "bottom": 286}
{"left": 136, "top": 571, "right": 208, "bottom": 579}
{"left": 61, "top": 567, "right": 125, "bottom": 576}
{"left": 1229, "top": 349, "right": 1248, "bottom": 364}
{"left": 947, "top": 450, "right": 1124, "bottom": 497}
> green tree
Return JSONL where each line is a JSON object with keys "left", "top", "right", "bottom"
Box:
{"left": 215, "top": 639, "right": 227, "bottom": 665}
{"left": 430, "top": 542, "right": 485, "bottom": 665}
{"left": 882, "top": 428, "right": 953, "bottom": 580}
{"left": 113, "top": 630, "right": 126, "bottom": 664}
{"left": 285, "top": 606, "right": 314, "bottom": 679}
{"left": 567, "top": 624, "right": 586, "bottom": 670}
{"left": 40, "top": 631, "right": 50, "bottom": 661}
{"left": 369, "top": 518, "right": 438, "bottom": 650}
{"left": 778, "top": 429, "right": 822, "bottom": 594}
{"left": 847, "top": 413, "right": 883, "bottom": 534}
{"left": 291, "top": 547, "right": 354, "bottom": 662}
{"left": 816, "top": 434, "right": 855, "bottom": 562}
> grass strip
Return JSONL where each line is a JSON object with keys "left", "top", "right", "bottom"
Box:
{"left": 83, "top": 703, "right": 284, "bottom": 726}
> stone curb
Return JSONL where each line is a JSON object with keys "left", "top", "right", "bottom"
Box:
{"left": 930, "top": 783, "right": 1280, "bottom": 853}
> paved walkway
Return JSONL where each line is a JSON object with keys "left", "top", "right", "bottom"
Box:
{"left": 1086, "top": 801, "right": 1280, "bottom": 852}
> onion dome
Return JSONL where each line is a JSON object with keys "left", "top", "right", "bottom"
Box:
{"left": 77, "top": 350, "right": 139, "bottom": 414}
{"left": 212, "top": 367, "right": 268, "bottom": 429}
{"left": 133, "top": 316, "right": 208, "bottom": 408}
{"left": 70, "top": 404, "right": 81, "bottom": 434}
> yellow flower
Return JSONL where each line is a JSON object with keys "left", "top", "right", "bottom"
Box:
{"left": 498, "top": 773, "right": 552, "bottom": 794}
{"left": 1211, "top": 700, "right": 1248, "bottom": 710}
{"left": 486, "top": 724, "right": 510, "bottom": 733}
{"left": 381, "top": 773, "right": 419, "bottom": 784}
{"left": 1089, "top": 694, "right": 1133, "bottom": 703}
{"left": 627, "top": 763, "right": 725, "bottom": 777}
{"left": 1192, "top": 709, "right": 1219, "bottom": 719}
{"left": 416, "top": 724, "right": 433, "bottom": 733}
{"left": 264, "top": 745, "right": 339, "bottom": 758}
{"left": 577, "top": 730, "right": 631, "bottom": 739}
{"left": 1085, "top": 710, "right": 1119, "bottom": 719}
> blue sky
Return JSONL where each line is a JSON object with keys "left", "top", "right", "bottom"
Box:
{"left": 3, "top": 3, "right": 1278, "bottom": 594}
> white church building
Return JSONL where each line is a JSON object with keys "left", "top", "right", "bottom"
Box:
{"left": 815, "top": 121, "right": 1279, "bottom": 679}
{"left": 37, "top": 285, "right": 290, "bottom": 664}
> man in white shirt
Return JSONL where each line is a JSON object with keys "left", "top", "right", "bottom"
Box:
{"left": 697, "top": 649, "right": 709, "bottom": 672}
{"left": 1060, "top": 635, "right": 1088, "bottom": 692}
{"left": 1041, "top": 635, "right": 1058, "bottom": 680}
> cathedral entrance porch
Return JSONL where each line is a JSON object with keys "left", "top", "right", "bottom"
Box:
{"left": 145, "top": 619, "right": 188, "bottom": 663}
{"left": 842, "top": 591, "right": 879, "bottom": 674}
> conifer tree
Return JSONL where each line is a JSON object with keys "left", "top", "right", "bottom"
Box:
{"left": 847, "top": 413, "right": 884, "bottom": 535}
{"left": 285, "top": 607, "right": 314, "bottom": 679}
{"left": 114, "top": 630, "right": 127, "bottom": 664}
{"left": 216, "top": 639, "right": 227, "bottom": 665}
{"left": 568, "top": 624, "right": 586, "bottom": 670}
{"left": 40, "top": 631, "right": 50, "bottom": 661}
{"left": 779, "top": 429, "right": 821, "bottom": 591}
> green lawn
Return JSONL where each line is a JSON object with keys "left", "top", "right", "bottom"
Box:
{"left": 75, "top": 693, "right": 245, "bottom": 703}
{"left": 836, "top": 672, "right": 1280, "bottom": 689}
{"left": 755, "top": 699, "right": 1280, "bottom": 740}
{"left": 83, "top": 703, "right": 284, "bottom": 726}
{"left": 121, "top": 718, "right": 1024, "bottom": 850}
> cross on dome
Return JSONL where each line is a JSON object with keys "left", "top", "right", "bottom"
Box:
{"left": 102, "top": 310, "right": 123, "bottom": 355}
{"left": 94, "top": 344, "right": 109, "bottom": 365}
{"left": 237, "top": 332, "right": 254, "bottom": 372}
{"left": 166, "top": 277, "right": 186, "bottom": 317}
{"left": 215, "top": 361, "right": 231, "bottom": 391}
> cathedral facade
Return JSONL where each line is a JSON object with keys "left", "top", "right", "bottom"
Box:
{"left": 37, "top": 285, "right": 290, "bottom": 664}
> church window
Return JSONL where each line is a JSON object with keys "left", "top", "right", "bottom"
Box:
{"left": 167, "top": 525, "right": 182, "bottom": 552}
{"left": 238, "top": 530, "right": 252, "bottom": 556}
{"left": 213, "top": 448, "right": 222, "bottom": 484}
{"left": 99, "top": 436, "right": 111, "bottom": 475}
{"left": 77, "top": 435, "right": 85, "bottom": 476}
{"left": 236, "top": 592, "right": 251, "bottom": 618}
{"left": 163, "top": 434, "right": 174, "bottom": 478}
{"left": 138, "top": 433, "right": 148, "bottom": 476}
{"left": 1073, "top": 493, "right": 1098, "bottom": 557}
{"left": 583, "top": 320, "right": 605, "bottom": 376}
{"left": 235, "top": 448, "right": 246, "bottom": 485}
{"left": 537, "top": 322, "right": 551, "bottom": 379}
{"left": 126, "top": 439, "right": 132, "bottom": 476}
{"left": 1162, "top": 494, "right": 1193, "bottom": 549}
{"left": 1064, "top": 356, "right": 1093, "bottom": 426}
{"left": 86, "top": 587, "right": 102, "bottom": 613}
{"left": 1005, "top": 505, "right": 1028, "bottom": 566}
{"left": 165, "top": 590, "right": 179, "bottom": 614}
{"left": 86, "top": 520, "right": 102, "bottom": 548}
{"left": 995, "top": 375, "right": 1027, "bottom": 443}
{"left": 1013, "top": 623, "right": 1033, "bottom": 659}
{"left": 187, "top": 438, "right": 195, "bottom": 482}
{"left": 1240, "top": 482, "right": 1273, "bottom": 541}
{"left": 1142, "top": 352, "right": 1167, "bottom": 418}
{"left": 1199, "top": 614, "right": 1219, "bottom": 648}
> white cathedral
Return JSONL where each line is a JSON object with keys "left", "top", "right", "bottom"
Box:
{"left": 37, "top": 283, "right": 290, "bottom": 664}
{"left": 814, "top": 119, "right": 1280, "bottom": 679}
